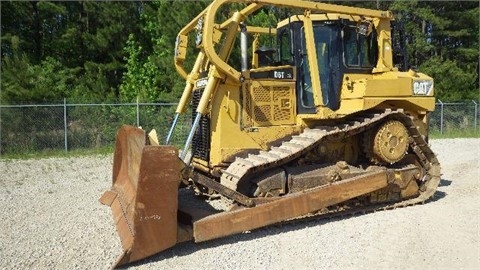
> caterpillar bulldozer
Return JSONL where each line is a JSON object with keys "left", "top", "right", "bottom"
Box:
{"left": 100, "top": 0, "right": 440, "bottom": 267}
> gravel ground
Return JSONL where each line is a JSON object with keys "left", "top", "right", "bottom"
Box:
{"left": 1, "top": 138, "right": 479, "bottom": 269}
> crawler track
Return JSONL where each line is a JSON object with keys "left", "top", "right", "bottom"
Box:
{"left": 220, "top": 109, "right": 441, "bottom": 211}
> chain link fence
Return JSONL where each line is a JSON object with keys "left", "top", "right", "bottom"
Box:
{"left": 430, "top": 100, "right": 478, "bottom": 135}
{"left": 0, "top": 99, "right": 192, "bottom": 155}
{"left": 0, "top": 100, "right": 478, "bottom": 156}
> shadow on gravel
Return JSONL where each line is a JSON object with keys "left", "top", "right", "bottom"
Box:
{"left": 425, "top": 178, "right": 451, "bottom": 203}
{"left": 430, "top": 190, "right": 447, "bottom": 202}
{"left": 439, "top": 179, "right": 452, "bottom": 187}
{"left": 121, "top": 179, "right": 453, "bottom": 269}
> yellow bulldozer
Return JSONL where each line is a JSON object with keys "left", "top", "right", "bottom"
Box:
{"left": 100, "top": 0, "right": 440, "bottom": 267}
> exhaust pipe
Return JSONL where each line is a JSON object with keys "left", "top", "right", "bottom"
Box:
{"left": 240, "top": 22, "right": 248, "bottom": 72}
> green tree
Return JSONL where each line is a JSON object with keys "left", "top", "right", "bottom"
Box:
{"left": 420, "top": 58, "right": 477, "bottom": 101}
{"left": 1, "top": 1, "right": 143, "bottom": 103}
{"left": 389, "top": 0, "right": 479, "bottom": 101}
{"left": 119, "top": 0, "right": 208, "bottom": 103}
{"left": 1, "top": 1, "right": 478, "bottom": 104}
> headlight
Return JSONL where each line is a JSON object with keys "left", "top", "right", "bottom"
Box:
{"left": 174, "top": 35, "right": 180, "bottom": 57}
{"left": 195, "top": 17, "right": 204, "bottom": 46}
{"left": 413, "top": 80, "right": 433, "bottom": 95}
{"left": 195, "top": 78, "right": 208, "bottom": 89}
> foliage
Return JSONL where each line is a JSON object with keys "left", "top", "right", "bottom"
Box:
{"left": 1, "top": 1, "right": 478, "bottom": 104}
{"left": 389, "top": 0, "right": 479, "bottom": 101}
{"left": 119, "top": 0, "right": 208, "bottom": 103}
{"left": 120, "top": 34, "right": 165, "bottom": 102}
{"left": 1, "top": 1, "right": 142, "bottom": 103}
{"left": 1, "top": 54, "right": 73, "bottom": 103}
{"left": 420, "top": 58, "right": 477, "bottom": 101}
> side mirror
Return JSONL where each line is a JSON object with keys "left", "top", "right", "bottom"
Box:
{"left": 357, "top": 20, "right": 373, "bottom": 36}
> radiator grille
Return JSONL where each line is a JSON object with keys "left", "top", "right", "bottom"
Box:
{"left": 243, "top": 81, "right": 296, "bottom": 127}
{"left": 191, "top": 89, "right": 210, "bottom": 161}
{"left": 254, "top": 105, "right": 271, "bottom": 122}
{"left": 272, "top": 86, "right": 291, "bottom": 122}
{"left": 252, "top": 86, "right": 271, "bottom": 102}
{"left": 243, "top": 85, "right": 253, "bottom": 127}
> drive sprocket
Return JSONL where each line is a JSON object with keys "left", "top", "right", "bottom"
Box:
{"left": 370, "top": 120, "right": 409, "bottom": 164}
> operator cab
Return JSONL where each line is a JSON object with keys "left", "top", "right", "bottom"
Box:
{"left": 273, "top": 14, "right": 378, "bottom": 113}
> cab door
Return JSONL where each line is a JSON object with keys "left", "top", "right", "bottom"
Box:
{"left": 299, "top": 23, "right": 343, "bottom": 112}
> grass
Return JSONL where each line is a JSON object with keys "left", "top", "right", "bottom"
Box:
{"left": 0, "top": 145, "right": 114, "bottom": 160}
{"left": 430, "top": 128, "right": 480, "bottom": 139}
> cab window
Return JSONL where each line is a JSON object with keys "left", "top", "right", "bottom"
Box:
{"left": 343, "top": 27, "right": 377, "bottom": 68}
{"left": 279, "top": 28, "right": 293, "bottom": 65}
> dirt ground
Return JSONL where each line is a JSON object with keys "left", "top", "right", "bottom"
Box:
{"left": 0, "top": 138, "right": 479, "bottom": 269}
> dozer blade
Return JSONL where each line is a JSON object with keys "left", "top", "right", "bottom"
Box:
{"left": 99, "top": 125, "right": 184, "bottom": 268}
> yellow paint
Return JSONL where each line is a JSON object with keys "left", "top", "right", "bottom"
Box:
{"left": 207, "top": 83, "right": 302, "bottom": 167}
{"left": 180, "top": 0, "right": 436, "bottom": 172}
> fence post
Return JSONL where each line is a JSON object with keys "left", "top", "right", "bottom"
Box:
{"left": 136, "top": 96, "right": 140, "bottom": 127}
{"left": 438, "top": 99, "right": 444, "bottom": 134}
{"left": 64, "top": 98, "right": 68, "bottom": 152}
{"left": 0, "top": 103, "right": 2, "bottom": 155}
{"left": 473, "top": 100, "right": 478, "bottom": 130}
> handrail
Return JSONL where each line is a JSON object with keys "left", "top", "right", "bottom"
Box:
{"left": 195, "top": 0, "right": 392, "bottom": 82}
{"left": 174, "top": 2, "right": 265, "bottom": 80}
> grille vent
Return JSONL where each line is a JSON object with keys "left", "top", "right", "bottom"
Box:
{"left": 244, "top": 82, "right": 295, "bottom": 127}
{"left": 191, "top": 89, "right": 210, "bottom": 161}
